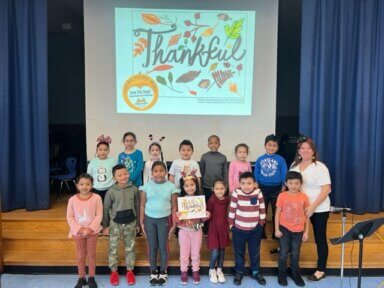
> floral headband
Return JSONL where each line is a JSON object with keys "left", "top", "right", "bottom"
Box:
{"left": 97, "top": 134, "right": 112, "bottom": 144}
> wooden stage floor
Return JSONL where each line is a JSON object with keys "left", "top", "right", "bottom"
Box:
{"left": 2, "top": 195, "right": 384, "bottom": 271}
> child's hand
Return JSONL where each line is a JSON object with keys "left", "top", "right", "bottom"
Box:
{"left": 168, "top": 226, "right": 176, "bottom": 240}
{"left": 205, "top": 211, "right": 211, "bottom": 219}
{"left": 84, "top": 228, "right": 94, "bottom": 236}
{"left": 229, "top": 225, "right": 233, "bottom": 231}
{"left": 135, "top": 226, "right": 141, "bottom": 235}
{"left": 78, "top": 227, "right": 86, "bottom": 236}
{"left": 275, "top": 229, "right": 283, "bottom": 238}
{"left": 102, "top": 227, "right": 109, "bottom": 236}
{"left": 302, "top": 231, "right": 309, "bottom": 242}
{"left": 176, "top": 212, "right": 182, "bottom": 218}
{"left": 305, "top": 205, "right": 315, "bottom": 217}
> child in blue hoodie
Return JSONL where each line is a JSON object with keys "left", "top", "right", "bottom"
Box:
{"left": 254, "top": 134, "right": 287, "bottom": 239}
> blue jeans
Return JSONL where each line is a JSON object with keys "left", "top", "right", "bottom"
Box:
{"left": 232, "top": 225, "right": 263, "bottom": 274}
{"left": 209, "top": 248, "right": 225, "bottom": 269}
{"left": 278, "top": 225, "right": 303, "bottom": 274}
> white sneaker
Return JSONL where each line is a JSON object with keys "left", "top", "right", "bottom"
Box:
{"left": 209, "top": 269, "right": 218, "bottom": 283}
{"left": 216, "top": 268, "right": 226, "bottom": 283}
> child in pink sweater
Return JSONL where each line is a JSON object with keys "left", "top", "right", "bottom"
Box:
{"left": 67, "top": 173, "right": 103, "bottom": 288}
{"left": 228, "top": 143, "right": 252, "bottom": 193}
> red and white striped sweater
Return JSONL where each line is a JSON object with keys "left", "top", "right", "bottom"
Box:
{"left": 228, "top": 188, "right": 266, "bottom": 231}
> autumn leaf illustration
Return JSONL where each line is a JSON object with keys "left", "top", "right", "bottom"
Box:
{"left": 142, "top": 14, "right": 162, "bottom": 25}
{"left": 224, "top": 18, "right": 245, "bottom": 44}
{"left": 209, "top": 63, "right": 218, "bottom": 71}
{"left": 168, "top": 33, "right": 181, "bottom": 48}
{"left": 176, "top": 70, "right": 201, "bottom": 83}
{"left": 133, "top": 38, "right": 148, "bottom": 57}
{"left": 229, "top": 82, "right": 241, "bottom": 97}
{"left": 208, "top": 69, "right": 235, "bottom": 90}
{"left": 156, "top": 75, "right": 181, "bottom": 93}
{"left": 146, "top": 64, "right": 173, "bottom": 74}
{"left": 201, "top": 23, "right": 218, "bottom": 37}
{"left": 217, "top": 13, "right": 232, "bottom": 21}
{"left": 198, "top": 79, "right": 211, "bottom": 89}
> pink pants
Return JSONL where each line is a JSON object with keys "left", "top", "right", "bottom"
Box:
{"left": 178, "top": 229, "right": 203, "bottom": 272}
{"left": 74, "top": 234, "right": 98, "bottom": 277}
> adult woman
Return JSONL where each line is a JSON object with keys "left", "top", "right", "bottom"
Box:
{"left": 290, "top": 137, "right": 331, "bottom": 282}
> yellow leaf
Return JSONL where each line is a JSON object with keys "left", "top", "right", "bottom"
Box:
{"left": 202, "top": 27, "right": 214, "bottom": 37}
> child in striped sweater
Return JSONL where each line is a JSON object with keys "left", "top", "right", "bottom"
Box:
{"left": 228, "top": 171, "right": 267, "bottom": 286}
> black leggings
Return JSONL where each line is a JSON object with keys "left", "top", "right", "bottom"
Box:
{"left": 310, "top": 212, "right": 329, "bottom": 272}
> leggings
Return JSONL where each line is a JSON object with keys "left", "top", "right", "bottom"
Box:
{"left": 310, "top": 212, "right": 329, "bottom": 272}
{"left": 74, "top": 234, "right": 98, "bottom": 277}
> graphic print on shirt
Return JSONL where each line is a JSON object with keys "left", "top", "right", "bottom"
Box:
{"left": 123, "top": 156, "right": 135, "bottom": 175}
{"left": 76, "top": 208, "right": 91, "bottom": 227}
{"left": 283, "top": 200, "right": 305, "bottom": 226}
{"left": 260, "top": 158, "right": 278, "bottom": 177}
{"left": 97, "top": 167, "right": 107, "bottom": 182}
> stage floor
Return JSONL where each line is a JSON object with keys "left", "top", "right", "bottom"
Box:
{"left": 2, "top": 195, "right": 384, "bottom": 271}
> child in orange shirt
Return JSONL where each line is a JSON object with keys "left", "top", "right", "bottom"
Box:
{"left": 275, "top": 171, "right": 309, "bottom": 287}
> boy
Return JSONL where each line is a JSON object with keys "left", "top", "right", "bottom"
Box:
{"left": 228, "top": 172, "right": 266, "bottom": 286}
{"left": 102, "top": 164, "right": 140, "bottom": 286}
{"left": 275, "top": 171, "right": 309, "bottom": 287}
{"left": 254, "top": 134, "right": 287, "bottom": 238}
{"left": 169, "top": 139, "right": 201, "bottom": 188}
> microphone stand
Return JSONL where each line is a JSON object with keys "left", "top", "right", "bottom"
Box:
{"left": 340, "top": 209, "right": 347, "bottom": 284}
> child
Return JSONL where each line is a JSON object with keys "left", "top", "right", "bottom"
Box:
{"left": 102, "top": 164, "right": 140, "bottom": 286}
{"left": 228, "top": 143, "right": 252, "bottom": 193}
{"left": 169, "top": 139, "right": 201, "bottom": 189}
{"left": 275, "top": 171, "right": 309, "bottom": 287}
{"left": 207, "top": 179, "right": 229, "bottom": 284}
{"left": 174, "top": 176, "right": 210, "bottom": 285}
{"left": 67, "top": 173, "right": 103, "bottom": 288}
{"left": 254, "top": 134, "right": 287, "bottom": 238}
{"left": 87, "top": 136, "right": 116, "bottom": 202}
{"left": 140, "top": 161, "right": 180, "bottom": 286}
{"left": 143, "top": 142, "right": 168, "bottom": 184}
{"left": 228, "top": 171, "right": 266, "bottom": 286}
{"left": 118, "top": 132, "right": 144, "bottom": 187}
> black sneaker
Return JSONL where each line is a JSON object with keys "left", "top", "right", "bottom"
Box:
{"left": 149, "top": 271, "right": 158, "bottom": 286}
{"left": 278, "top": 272, "right": 288, "bottom": 286}
{"left": 270, "top": 247, "right": 280, "bottom": 254}
{"left": 158, "top": 271, "right": 168, "bottom": 285}
{"left": 250, "top": 272, "right": 267, "bottom": 286}
{"left": 291, "top": 273, "right": 305, "bottom": 287}
{"left": 74, "top": 277, "right": 87, "bottom": 288}
{"left": 233, "top": 273, "right": 243, "bottom": 286}
{"left": 87, "top": 277, "right": 98, "bottom": 288}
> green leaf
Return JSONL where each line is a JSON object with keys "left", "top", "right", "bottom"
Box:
{"left": 209, "top": 62, "right": 218, "bottom": 71}
{"left": 168, "top": 72, "right": 173, "bottom": 84}
{"left": 178, "top": 45, "right": 185, "bottom": 50}
{"left": 156, "top": 75, "right": 167, "bottom": 85}
{"left": 184, "top": 38, "right": 188, "bottom": 45}
{"left": 224, "top": 18, "right": 244, "bottom": 40}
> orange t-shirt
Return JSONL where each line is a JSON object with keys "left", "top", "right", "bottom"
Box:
{"left": 276, "top": 191, "right": 309, "bottom": 232}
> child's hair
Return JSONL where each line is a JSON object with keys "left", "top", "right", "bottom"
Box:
{"left": 285, "top": 171, "right": 303, "bottom": 183}
{"left": 239, "top": 171, "right": 255, "bottom": 182}
{"left": 264, "top": 134, "right": 279, "bottom": 145}
{"left": 112, "top": 164, "right": 127, "bottom": 176}
{"left": 179, "top": 176, "right": 200, "bottom": 197}
{"left": 208, "top": 135, "right": 220, "bottom": 143}
{"left": 291, "top": 136, "right": 319, "bottom": 167}
{"left": 213, "top": 179, "right": 226, "bottom": 189}
{"left": 235, "top": 143, "right": 249, "bottom": 154}
{"left": 96, "top": 141, "right": 110, "bottom": 149}
{"left": 76, "top": 173, "right": 94, "bottom": 184}
{"left": 151, "top": 160, "right": 167, "bottom": 171}
{"left": 122, "top": 131, "right": 137, "bottom": 142}
{"left": 149, "top": 142, "right": 164, "bottom": 161}
{"left": 179, "top": 139, "right": 194, "bottom": 151}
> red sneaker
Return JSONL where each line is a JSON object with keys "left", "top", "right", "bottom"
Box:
{"left": 127, "top": 270, "right": 136, "bottom": 285}
{"left": 110, "top": 271, "right": 119, "bottom": 286}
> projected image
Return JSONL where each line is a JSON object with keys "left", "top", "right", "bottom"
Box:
{"left": 116, "top": 8, "right": 255, "bottom": 115}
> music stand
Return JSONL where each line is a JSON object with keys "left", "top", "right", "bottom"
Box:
{"left": 330, "top": 217, "right": 384, "bottom": 288}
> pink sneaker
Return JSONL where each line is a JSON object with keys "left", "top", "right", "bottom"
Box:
{"left": 192, "top": 271, "right": 201, "bottom": 284}
{"left": 180, "top": 271, "right": 188, "bottom": 285}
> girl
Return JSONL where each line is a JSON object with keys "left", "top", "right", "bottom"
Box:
{"left": 207, "top": 179, "right": 229, "bottom": 284}
{"left": 290, "top": 137, "right": 331, "bottom": 282}
{"left": 67, "top": 173, "right": 103, "bottom": 288}
{"left": 118, "top": 132, "right": 144, "bottom": 187}
{"left": 228, "top": 143, "right": 252, "bottom": 193}
{"left": 87, "top": 136, "right": 115, "bottom": 202}
{"left": 140, "top": 161, "right": 180, "bottom": 286}
{"left": 143, "top": 142, "right": 168, "bottom": 184}
{"left": 174, "top": 176, "right": 210, "bottom": 285}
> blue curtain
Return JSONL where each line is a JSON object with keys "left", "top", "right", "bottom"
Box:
{"left": 300, "top": 0, "right": 384, "bottom": 213}
{"left": 0, "top": 0, "right": 49, "bottom": 211}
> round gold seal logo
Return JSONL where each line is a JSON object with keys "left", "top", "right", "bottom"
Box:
{"left": 122, "top": 74, "right": 159, "bottom": 111}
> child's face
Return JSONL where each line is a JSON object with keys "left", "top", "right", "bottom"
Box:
{"left": 236, "top": 146, "right": 248, "bottom": 161}
{"left": 76, "top": 178, "right": 93, "bottom": 194}
{"left": 96, "top": 144, "right": 109, "bottom": 160}
{"left": 265, "top": 140, "right": 278, "bottom": 155}
{"left": 149, "top": 145, "right": 161, "bottom": 159}
{"left": 114, "top": 168, "right": 130, "bottom": 185}
{"left": 213, "top": 182, "right": 226, "bottom": 199}
{"left": 183, "top": 178, "right": 196, "bottom": 196}
{"left": 180, "top": 145, "right": 193, "bottom": 160}
{"left": 286, "top": 179, "right": 302, "bottom": 193}
{"left": 152, "top": 165, "right": 167, "bottom": 182}
{"left": 298, "top": 142, "right": 314, "bottom": 161}
{"left": 208, "top": 137, "right": 220, "bottom": 152}
{"left": 239, "top": 177, "right": 256, "bottom": 193}
{"left": 123, "top": 135, "right": 136, "bottom": 151}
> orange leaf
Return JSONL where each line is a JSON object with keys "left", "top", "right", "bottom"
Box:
{"left": 138, "top": 38, "right": 148, "bottom": 47}
{"left": 146, "top": 64, "right": 174, "bottom": 74}
{"left": 168, "top": 33, "right": 181, "bottom": 47}
{"left": 202, "top": 27, "right": 214, "bottom": 37}
{"left": 189, "top": 90, "right": 197, "bottom": 96}
{"left": 142, "top": 13, "right": 161, "bottom": 25}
